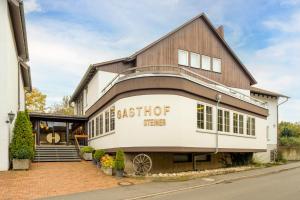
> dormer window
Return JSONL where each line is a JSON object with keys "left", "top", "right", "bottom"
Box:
{"left": 201, "top": 55, "right": 211, "bottom": 70}
{"left": 178, "top": 49, "right": 189, "bottom": 66}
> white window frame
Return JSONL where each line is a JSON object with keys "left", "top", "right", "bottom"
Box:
{"left": 212, "top": 58, "right": 222, "bottom": 73}
{"left": 178, "top": 49, "right": 189, "bottom": 66}
{"left": 190, "top": 52, "right": 200, "bottom": 68}
{"left": 201, "top": 55, "right": 211, "bottom": 71}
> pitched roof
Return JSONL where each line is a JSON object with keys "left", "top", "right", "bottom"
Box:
{"left": 250, "top": 86, "right": 289, "bottom": 98}
{"left": 71, "top": 13, "right": 258, "bottom": 101}
{"left": 128, "top": 13, "right": 257, "bottom": 85}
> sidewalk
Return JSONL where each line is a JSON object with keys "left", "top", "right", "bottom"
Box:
{"left": 46, "top": 162, "right": 300, "bottom": 200}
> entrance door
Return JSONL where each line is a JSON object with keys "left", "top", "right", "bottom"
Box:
{"left": 39, "top": 121, "right": 67, "bottom": 145}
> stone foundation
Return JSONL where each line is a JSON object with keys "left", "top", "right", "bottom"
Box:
{"left": 253, "top": 144, "right": 277, "bottom": 163}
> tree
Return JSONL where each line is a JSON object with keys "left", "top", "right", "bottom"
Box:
{"left": 10, "top": 111, "right": 34, "bottom": 160}
{"left": 50, "top": 96, "right": 74, "bottom": 115}
{"left": 26, "top": 88, "right": 47, "bottom": 112}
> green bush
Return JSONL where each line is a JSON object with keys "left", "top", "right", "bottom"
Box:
{"left": 10, "top": 111, "right": 34, "bottom": 160}
{"left": 80, "top": 146, "right": 94, "bottom": 154}
{"left": 114, "top": 149, "right": 125, "bottom": 170}
{"left": 94, "top": 149, "right": 105, "bottom": 161}
{"left": 279, "top": 137, "right": 300, "bottom": 147}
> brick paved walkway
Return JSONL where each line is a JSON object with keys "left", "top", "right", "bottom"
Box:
{"left": 0, "top": 161, "right": 143, "bottom": 200}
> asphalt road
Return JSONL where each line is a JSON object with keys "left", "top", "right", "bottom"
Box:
{"left": 146, "top": 167, "right": 300, "bottom": 200}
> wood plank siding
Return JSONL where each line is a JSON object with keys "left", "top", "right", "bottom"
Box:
{"left": 96, "top": 61, "right": 134, "bottom": 74}
{"left": 136, "top": 17, "right": 251, "bottom": 89}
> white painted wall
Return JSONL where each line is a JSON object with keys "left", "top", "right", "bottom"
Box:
{"left": 0, "top": 0, "right": 20, "bottom": 171}
{"left": 83, "top": 70, "right": 117, "bottom": 114}
{"left": 89, "top": 94, "right": 267, "bottom": 151}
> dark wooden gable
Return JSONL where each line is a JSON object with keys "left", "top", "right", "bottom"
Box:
{"left": 135, "top": 16, "right": 254, "bottom": 89}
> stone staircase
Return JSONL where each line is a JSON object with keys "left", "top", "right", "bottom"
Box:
{"left": 33, "top": 145, "right": 81, "bottom": 162}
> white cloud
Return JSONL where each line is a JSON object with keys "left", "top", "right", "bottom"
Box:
{"left": 24, "top": 0, "right": 41, "bottom": 14}
{"left": 263, "top": 11, "right": 300, "bottom": 33}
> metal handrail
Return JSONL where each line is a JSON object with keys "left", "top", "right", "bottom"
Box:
{"left": 100, "top": 65, "right": 268, "bottom": 108}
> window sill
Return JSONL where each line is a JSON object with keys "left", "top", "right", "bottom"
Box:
{"left": 196, "top": 129, "right": 256, "bottom": 139}
{"left": 88, "top": 131, "right": 115, "bottom": 141}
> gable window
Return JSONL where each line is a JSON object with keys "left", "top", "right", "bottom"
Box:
{"left": 110, "top": 106, "right": 115, "bottom": 131}
{"left": 84, "top": 88, "right": 88, "bottom": 107}
{"left": 96, "top": 116, "right": 100, "bottom": 136}
{"left": 233, "top": 113, "right": 238, "bottom": 134}
{"left": 217, "top": 109, "right": 223, "bottom": 132}
{"left": 239, "top": 114, "right": 244, "bottom": 134}
{"left": 201, "top": 55, "right": 211, "bottom": 70}
{"left": 178, "top": 49, "right": 189, "bottom": 66}
{"left": 224, "top": 111, "right": 230, "bottom": 132}
{"left": 206, "top": 106, "right": 213, "bottom": 130}
{"left": 212, "top": 58, "right": 221, "bottom": 73}
{"left": 100, "top": 114, "right": 103, "bottom": 134}
{"left": 190, "top": 52, "right": 200, "bottom": 68}
{"left": 197, "top": 104, "right": 205, "bottom": 129}
{"left": 105, "top": 111, "right": 110, "bottom": 133}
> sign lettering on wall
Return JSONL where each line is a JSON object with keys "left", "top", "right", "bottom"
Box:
{"left": 117, "top": 106, "right": 170, "bottom": 126}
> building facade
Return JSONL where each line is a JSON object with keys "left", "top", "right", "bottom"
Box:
{"left": 70, "top": 13, "right": 286, "bottom": 172}
{"left": 0, "top": 0, "right": 32, "bottom": 171}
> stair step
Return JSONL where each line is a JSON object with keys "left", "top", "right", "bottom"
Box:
{"left": 34, "top": 145, "right": 81, "bottom": 162}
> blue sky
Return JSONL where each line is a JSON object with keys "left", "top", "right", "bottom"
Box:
{"left": 24, "top": 0, "right": 300, "bottom": 122}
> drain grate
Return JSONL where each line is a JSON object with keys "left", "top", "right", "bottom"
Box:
{"left": 118, "top": 181, "right": 134, "bottom": 186}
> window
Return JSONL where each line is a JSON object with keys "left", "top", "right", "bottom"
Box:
{"left": 233, "top": 113, "right": 238, "bottom": 133}
{"left": 239, "top": 114, "right": 244, "bottom": 134}
{"left": 96, "top": 117, "right": 100, "bottom": 136}
{"left": 105, "top": 111, "right": 109, "bottom": 133}
{"left": 173, "top": 154, "right": 192, "bottom": 163}
{"left": 88, "top": 121, "right": 91, "bottom": 139}
{"left": 195, "top": 154, "right": 211, "bottom": 162}
{"left": 206, "top": 106, "right": 213, "bottom": 130}
{"left": 190, "top": 52, "right": 200, "bottom": 68}
{"left": 197, "top": 104, "right": 205, "bottom": 129}
{"left": 247, "top": 117, "right": 251, "bottom": 135}
{"left": 212, "top": 58, "right": 221, "bottom": 73}
{"left": 267, "top": 126, "right": 270, "bottom": 141}
{"left": 178, "top": 50, "right": 189, "bottom": 66}
{"left": 100, "top": 114, "right": 103, "bottom": 134}
{"left": 217, "top": 109, "right": 223, "bottom": 132}
{"left": 251, "top": 118, "right": 256, "bottom": 136}
{"left": 92, "top": 120, "right": 95, "bottom": 138}
{"left": 224, "top": 111, "right": 230, "bottom": 132}
{"left": 201, "top": 55, "right": 211, "bottom": 70}
{"left": 110, "top": 106, "right": 115, "bottom": 131}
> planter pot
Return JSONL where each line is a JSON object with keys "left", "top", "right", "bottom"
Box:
{"left": 12, "top": 159, "right": 30, "bottom": 170}
{"left": 102, "top": 167, "right": 113, "bottom": 176}
{"left": 115, "top": 169, "right": 124, "bottom": 177}
{"left": 82, "top": 153, "right": 93, "bottom": 161}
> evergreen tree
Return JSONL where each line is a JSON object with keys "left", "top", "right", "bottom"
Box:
{"left": 10, "top": 111, "right": 34, "bottom": 159}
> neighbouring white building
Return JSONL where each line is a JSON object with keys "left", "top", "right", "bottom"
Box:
{"left": 70, "top": 13, "right": 288, "bottom": 173}
{"left": 0, "top": 0, "right": 32, "bottom": 171}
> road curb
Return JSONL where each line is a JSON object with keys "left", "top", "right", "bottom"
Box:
{"left": 124, "top": 164, "right": 300, "bottom": 200}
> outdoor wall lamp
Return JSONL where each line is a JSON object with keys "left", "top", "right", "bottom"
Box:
{"left": 6, "top": 111, "right": 15, "bottom": 124}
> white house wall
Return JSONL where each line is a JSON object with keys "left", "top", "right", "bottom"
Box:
{"left": 89, "top": 94, "right": 267, "bottom": 151}
{"left": 83, "top": 70, "right": 117, "bottom": 113}
{"left": 0, "top": 0, "right": 20, "bottom": 171}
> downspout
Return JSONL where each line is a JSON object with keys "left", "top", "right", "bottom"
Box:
{"left": 276, "top": 96, "right": 289, "bottom": 152}
{"left": 215, "top": 94, "right": 222, "bottom": 154}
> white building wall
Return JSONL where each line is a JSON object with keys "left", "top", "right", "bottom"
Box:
{"left": 89, "top": 94, "right": 267, "bottom": 151}
{"left": 83, "top": 70, "right": 117, "bottom": 113}
{"left": 252, "top": 95, "right": 278, "bottom": 163}
{"left": 0, "top": 0, "right": 20, "bottom": 171}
